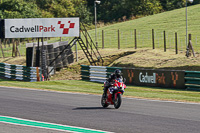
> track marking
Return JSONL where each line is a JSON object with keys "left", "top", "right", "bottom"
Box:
{"left": 0, "top": 116, "right": 114, "bottom": 133}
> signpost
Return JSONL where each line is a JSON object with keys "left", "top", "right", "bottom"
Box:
{"left": 2, "top": 18, "right": 80, "bottom": 80}
{"left": 4, "top": 18, "right": 79, "bottom": 38}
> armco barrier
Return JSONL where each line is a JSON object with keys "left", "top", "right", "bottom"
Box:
{"left": 185, "top": 71, "right": 200, "bottom": 90}
{"left": 0, "top": 63, "right": 42, "bottom": 82}
{"left": 81, "top": 65, "right": 122, "bottom": 83}
{"left": 81, "top": 65, "right": 186, "bottom": 89}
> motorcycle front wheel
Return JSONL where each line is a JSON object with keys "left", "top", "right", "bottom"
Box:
{"left": 114, "top": 93, "right": 122, "bottom": 109}
{"left": 101, "top": 93, "right": 109, "bottom": 108}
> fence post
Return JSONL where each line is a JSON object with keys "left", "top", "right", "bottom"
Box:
{"left": 16, "top": 39, "right": 21, "bottom": 56}
{"left": 164, "top": 31, "right": 166, "bottom": 52}
{"left": 175, "top": 32, "right": 178, "bottom": 54}
{"left": 118, "top": 29, "right": 120, "bottom": 49}
{"left": 5, "top": 39, "right": 8, "bottom": 48}
{"left": 15, "top": 40, "right": 17, "bottom": 57}
{"left": 134, "top": 29, "right": 137, "bottom": 49}
{"left": 187, "top": 34, "right": 196, "bottom": 57}
{"left": 8, "top": 39, "right": 10, "bottom": 47}
{"left": 12, "top": 39, "right": 16, "bottom": 57}
{"left": 102, "top": 30, "right": 104, "bottom": 49}
{"left": 0, "top": 39, "right": 4, "bottom": 58}
{"left": 36, "top": 38, "right": 40, "bottom": 67}
{"left": 152, "top": 29, "right": 155, "bottom": 49}
{"left": 3, "top": 39, "right": 6, "bottom": 48}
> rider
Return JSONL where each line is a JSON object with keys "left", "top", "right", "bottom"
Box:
{"left": 103, "top": 69, "right": 123, "bottom": 97}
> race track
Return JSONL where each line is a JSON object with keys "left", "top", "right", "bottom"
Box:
{"left": 0, "top": 86, "right": 200, "bottom": 133}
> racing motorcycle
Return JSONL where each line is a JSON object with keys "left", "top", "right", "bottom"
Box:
{"left": 101, "top": 78, "right": 126, "bottom": 109}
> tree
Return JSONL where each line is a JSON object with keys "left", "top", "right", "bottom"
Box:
{"left": 87, "top": 0, "right": 162, "bottom": 23}
{"left": 0, "top": 0, "right": 41, "bottom": 19}
{"left": 73, "top": 0, "right": 92, "bottom": 24}
{"left": 160, "top": 0, "right": 185, "bottom": 11}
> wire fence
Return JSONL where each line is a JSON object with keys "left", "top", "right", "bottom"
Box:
{"left": 0, "top": 28, "right": 200, "bottom": 58}
{"left": 86, "top": 28, "right": 200, "bottom": 53}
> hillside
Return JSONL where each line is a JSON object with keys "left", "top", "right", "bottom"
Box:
{"left": 86, "top": 4, "right": 200, "bottom": 54}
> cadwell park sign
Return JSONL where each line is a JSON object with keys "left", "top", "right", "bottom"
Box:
{"left": 123, "top": 68, "right": 185, "bottom": 89}
{"left": 3, "top": 18, "right": 80, "bottom": 38}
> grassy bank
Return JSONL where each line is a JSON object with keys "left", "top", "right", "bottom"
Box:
{"left": 1, "top": 79, "right": 200, "bottom": 103}
{"left": 85, "top": 4, "right": 200, "bottom": 52}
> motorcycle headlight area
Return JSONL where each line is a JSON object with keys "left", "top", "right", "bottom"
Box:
{"left": 120, "top": 87, "right": 124, "bottom": 91}
{"left": 109, "top": 88, "right": 114, "bottom": 94}
{"left": 109, "top": 87, "right": 118, "bottom": 94}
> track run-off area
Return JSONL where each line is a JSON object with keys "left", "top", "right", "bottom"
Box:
{"left": 0, "top": 86, "right": 200, "bottom": 133}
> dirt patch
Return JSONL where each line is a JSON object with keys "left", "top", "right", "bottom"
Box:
{"left": 0, "top": 56, "right": 26, "bottom": 66}
{"left": 111, "top": 48, "right": 200, "bottom": 71}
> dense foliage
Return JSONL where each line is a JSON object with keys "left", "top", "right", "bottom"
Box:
{"left": 0, "top": 0, "right": 199, "bottom": 24}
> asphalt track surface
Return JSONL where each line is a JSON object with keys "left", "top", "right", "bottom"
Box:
{"left": 0, "top": 86, "right": 200, "bottom": 133}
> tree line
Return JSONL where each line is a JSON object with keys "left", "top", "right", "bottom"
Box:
{"left": 0, "top": 0, "right": 199, "bottom": 25}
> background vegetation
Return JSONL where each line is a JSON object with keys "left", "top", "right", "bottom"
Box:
{"left": 1, "top": 3, "right": 200, "bottom": 59}
{"left": 0, "top": 0, "right": 200, "bottom": 25}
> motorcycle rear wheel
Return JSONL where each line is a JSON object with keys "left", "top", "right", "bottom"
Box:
{"left": 114, "top": 93, "right": 122, "bottom": 109}
{"left": 101, "top": 93, "right": 109, "bottom": 108}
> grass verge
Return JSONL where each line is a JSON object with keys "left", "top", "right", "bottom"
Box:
{"left": 1, "top": 79, "right": 200, "bottom": 103}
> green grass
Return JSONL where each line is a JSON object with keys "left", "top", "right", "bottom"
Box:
{"left": 1, "top": 79, "right": 200, "bottom": 103}
{"left": 44, "top": 4, "right": 200, "bottom": 53}
{"left": 83, "top": 4, "right": 200, "bottom": 52}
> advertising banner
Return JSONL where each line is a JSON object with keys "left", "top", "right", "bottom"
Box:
{"left": 5, "top": 18, "right": 79, "bottom": 38}
{"left": 123, "top": 68, "right": 185, "bottom": 89}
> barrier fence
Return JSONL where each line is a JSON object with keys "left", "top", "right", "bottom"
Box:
{"left": 81, "top": 65, "right": 122, "bottom": 83}
{"left": 81, "top": 65, "right": 200, "bottom": 90}
{"left": 185, "top": 71, "right": 200, "bottom": 90}
{"left": 0, "top": 63, "right": 42, "bottom": 82}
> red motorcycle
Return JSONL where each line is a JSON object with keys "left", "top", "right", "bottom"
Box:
{"left": 101, "top": 78, "right": 126, "bottom": 109}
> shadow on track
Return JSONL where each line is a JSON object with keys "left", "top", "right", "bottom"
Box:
{"left": 73, "top": 107, "right": 113, "bottom": 110}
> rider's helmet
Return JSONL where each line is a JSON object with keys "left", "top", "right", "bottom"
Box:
{"left": 114, "top": 69, "right": 121, "bottom": 78}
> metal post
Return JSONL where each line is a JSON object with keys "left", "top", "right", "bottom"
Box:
{"left": 135, "top": 29, "right": 137, "bottom": 49}
{"left": 41, "top": 37, "right": 43, "bottom": 71}
{"left": 186, "top": 0, "right": 194, "bottom": 47}
{"left": 164, "top": 31, "right": 166, "bottom": 52}
{"left": 186, "top": 0, "right": 188, "bottom": 47}
{"left": 152, "top": 29, "right": 155, "bottom": 49}
{"left": 36, "top": 38, "right": 40, "bottom": 67}
{"left": 31, "top": 43, "right": 35, "bottom": 67}
{"left": 175, "top": 32, "right": 178, "bottom": 54}
{"left": 102, "top": 30, "right": 104, "bottom": 49}
{"left": 94, "top": 1, "right": 97, "bottom": 48}
{"left": 75, "top": 40, "right": 78, "bottom": 62}
{"left": 41, "top": 37, "right": 46, "bottom": 80}
{"left": 0, "top": 39, "right": 4, "bottom": 58}
{"left": 118, "top": 29, "right": 120, "bottom": 49}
